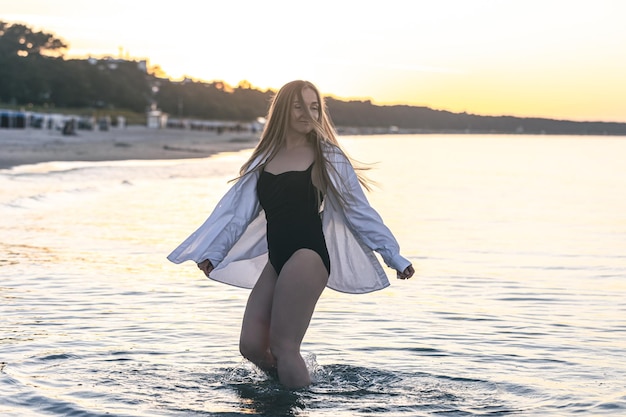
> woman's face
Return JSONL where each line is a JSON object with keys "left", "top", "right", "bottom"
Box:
{"left": 288, "top": 87, "right": 320, "bottom": 136}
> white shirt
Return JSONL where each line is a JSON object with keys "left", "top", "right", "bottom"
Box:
{"left": 167, "top": 143, "right": 411, "bottom": 294}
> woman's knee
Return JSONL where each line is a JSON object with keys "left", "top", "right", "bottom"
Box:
{"left": 269, "top": 335, "right": 299, "bottom": 360}
{"left": 239, "top": 335, "right": 264, "bottom": 360}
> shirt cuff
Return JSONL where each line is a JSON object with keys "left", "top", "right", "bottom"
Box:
{"left": 387, "top": 253, "right": 412, "bottom": 273}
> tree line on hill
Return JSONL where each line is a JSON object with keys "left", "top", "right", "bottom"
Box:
{"left": 2, "top": 20, "right": 625, "bottom": 135}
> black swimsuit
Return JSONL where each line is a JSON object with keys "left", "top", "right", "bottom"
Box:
{"left": 257, "top": 163, "right": 331, "bottom": 275}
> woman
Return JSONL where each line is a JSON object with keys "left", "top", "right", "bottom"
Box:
{"left": 168, "top": 80, "right": 414, "bottom": 389}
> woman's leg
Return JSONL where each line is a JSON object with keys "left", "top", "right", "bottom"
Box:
{"left": 270, "top": 249, "right": 329, "bottom": 389}
{"left": 239, "top": 262, "right": 278, "bottom": 373}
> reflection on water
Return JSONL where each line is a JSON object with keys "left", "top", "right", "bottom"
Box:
{"left": 1, "top": 135, "right": 625, "bottom": 416}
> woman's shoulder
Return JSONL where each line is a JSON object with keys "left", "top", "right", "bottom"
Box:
{"left": 241, "top": 154, "right": 267, "bottom": 175}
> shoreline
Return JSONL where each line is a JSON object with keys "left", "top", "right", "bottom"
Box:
{"left": 4, "top": 127, "right": 623, "bottom": 171}
{"left": 0, "top": 126, "right": 259, "bottom": 170}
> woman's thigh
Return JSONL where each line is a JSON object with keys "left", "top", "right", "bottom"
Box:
{"left": 270, "top": 249, "right": 329, "bottom": 349}
{"left": 240, "top": 262, "right": 278, "bottom": 345}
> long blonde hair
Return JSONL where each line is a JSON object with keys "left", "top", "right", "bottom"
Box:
{"left": 239, "top": 80, "right": 372, "bottom": 207}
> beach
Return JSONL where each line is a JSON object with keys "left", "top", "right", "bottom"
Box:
{"left": 0, "top": 126, "right": 259, "bottom": 169}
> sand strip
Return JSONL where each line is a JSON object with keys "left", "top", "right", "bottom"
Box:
{"left": 0, "top": 126, "right": 259, "bottom": 170}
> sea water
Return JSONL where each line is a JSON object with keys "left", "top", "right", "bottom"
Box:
{"left": 1, "top": 134, "right": 625, "bottom": 416}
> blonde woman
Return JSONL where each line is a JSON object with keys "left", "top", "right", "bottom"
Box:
{"left": 168, "top": 80, "right": 414, "bottom": 388}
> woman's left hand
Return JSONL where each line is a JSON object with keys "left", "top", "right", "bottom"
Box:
{"left": 397, "top": 264, "right": 415, "bottom": 280}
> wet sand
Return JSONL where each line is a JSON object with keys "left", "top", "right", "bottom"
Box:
{"left": 0, "top": 126, "right": 259, "bottom": 170}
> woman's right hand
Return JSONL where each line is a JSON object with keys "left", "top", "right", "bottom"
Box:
{"left": 197, "top": 259, "right": 214, "bottom": 277}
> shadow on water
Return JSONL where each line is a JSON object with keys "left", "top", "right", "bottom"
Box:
{"left": 219, "top": 360, "right": 305, "bottom": 416}
{"left": 228, "top": 383, "right": 305, "bottom": 417}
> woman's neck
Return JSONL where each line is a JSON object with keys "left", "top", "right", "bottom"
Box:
{"left": 284, "top": 133, "right": 308, "bottom": 149}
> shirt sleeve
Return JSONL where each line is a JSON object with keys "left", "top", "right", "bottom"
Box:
{"left": 167, "top": 170, "right": 261, "bottom": 266}
{"left": 327, "top": 148, "right": 411, "bottom": 273}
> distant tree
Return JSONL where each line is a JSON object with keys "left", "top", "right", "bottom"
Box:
{"left": 0, "top": 21, "right": 67, "bottom": 58}
{"left": 238, "top": 80, "right": 252, "bottom": 89}
{"left": 148, "top": 64, "right": 167, "bottom": 78}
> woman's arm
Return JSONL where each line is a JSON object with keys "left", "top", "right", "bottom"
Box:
{"left": 327, "top": 150, "right": 413, "bottom": 277}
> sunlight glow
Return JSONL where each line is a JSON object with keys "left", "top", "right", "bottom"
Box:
{"left": 2, "top": 0, "right": 626, "bottom": 122}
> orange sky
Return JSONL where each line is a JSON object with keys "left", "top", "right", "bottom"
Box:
{"left": 2, "top": 0, "right": 625, "bottom": 122}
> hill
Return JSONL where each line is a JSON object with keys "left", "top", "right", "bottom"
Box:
{"left": 1, "top": 20, "right": 625, "bottom": 135}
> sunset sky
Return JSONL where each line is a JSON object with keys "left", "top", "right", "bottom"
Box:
{"left": 2, "top": 0, "right": 625, "bottom": 122}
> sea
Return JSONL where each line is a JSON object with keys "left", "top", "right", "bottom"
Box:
{"left": 1, "top": 134, "right": 625, "bottom": 416}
